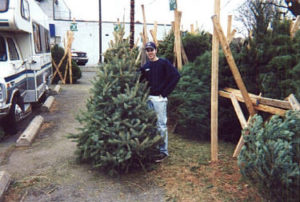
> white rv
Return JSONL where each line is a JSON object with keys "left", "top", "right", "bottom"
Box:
{"left": 0, "top": 0, "right": 52, "bottom": 132}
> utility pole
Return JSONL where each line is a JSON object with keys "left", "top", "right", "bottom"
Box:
{"left": 130, "top": 0, "right": 135, "bottom": 48}
{"left": 98, "top": 0, "right": 102, "bottom": 63}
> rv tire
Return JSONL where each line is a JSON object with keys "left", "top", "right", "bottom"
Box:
{"left": 3, "top": 97, "right": 21, "bottom": 134}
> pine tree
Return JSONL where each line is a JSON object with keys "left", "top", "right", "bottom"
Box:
{"left": 69, "top": 24, "right": 162, "bottom": 175}
{"left": 238, "top": 111, "right": 300, "bottom": 201}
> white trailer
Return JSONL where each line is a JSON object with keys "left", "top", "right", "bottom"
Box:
{"left": 0, "top": 0, "right": 52, "bottom": 133}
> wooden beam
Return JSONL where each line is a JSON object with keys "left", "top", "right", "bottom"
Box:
{"left": 288, "top": 94, "right": 300, "bottom": 110}
{"left": 291, "top": 15, "right": 300, "bottom": 38}
{"left": 219, "top": 91, "right": 286, "bottom": 116}
{"left": 212, "top": 15, "right": 256, "bottom": 116}
{"left": 227, "top": 15, "right": 232, "bottom": 39}
{"left": 181, "top": 43, "right": 189, "bottom": 64}
{"left": 68, "top": 31, "right": 74, "bottom": 84}
{"left": 174, "top": 10, "right": 182, "bottom": 70}
{"left": 190, "top": 24, "right": 195, "bottom": 34}
{"left": 224, "top": 88, "right": 292, "bottom": 109}
{"left": 52, "top": 61, "right": 65, "bottom": 84}
{"left": 230, "top": 93, "right": 247, "bottom": 128}
{"left": 211, "top": 0, "right": 220, "bottom": 162}
{"left": 150, "top": 21, "right": 158, "bottom": 46}
{"left": 141, "top": 4, "right": 148, "bottom": 44}
{"left": 230, "top": 93, "right": 251, "bottom": 157}
{"left": 233, "top": 136, "right": 245, "bottom": 158}
{"left": 227, "top": 29, "right": 236, "bottom": 44}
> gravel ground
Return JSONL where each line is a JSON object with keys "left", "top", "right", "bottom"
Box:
{"left": 0, "top": 70, "right": 165, "bottom": 202}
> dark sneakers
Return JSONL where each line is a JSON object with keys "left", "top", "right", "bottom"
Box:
{"left": 154, "top": 153, "right": 168, "bottom": 163}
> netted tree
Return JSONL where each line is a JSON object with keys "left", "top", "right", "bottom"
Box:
{"left": 69, "top": 24, "right": 162, "bottom": 175}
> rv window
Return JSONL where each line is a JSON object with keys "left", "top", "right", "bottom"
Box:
{"left": 7, "top": 38, "right": 19, "bottom": 61}
{"left": 44, "top": 29, "right": 50, "bottom": 53}
{"left": 0, "top": 0, "right": 9, "bottom": 12}
{"left": 21, "top": 0, "right": 30, "bottom": 21}
{"left": 33, "top": 23, "right": 42, "bottom": 53}
{"left": 0, "top": 36, "right": 7, "bottom": 61}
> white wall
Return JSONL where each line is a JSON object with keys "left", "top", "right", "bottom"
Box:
{"left": 53, "top": 20, "right": 171, "bottom": 65}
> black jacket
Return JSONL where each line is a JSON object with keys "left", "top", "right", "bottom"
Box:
{"left": 140, "top": 58, "right": 180, "bottom": 97}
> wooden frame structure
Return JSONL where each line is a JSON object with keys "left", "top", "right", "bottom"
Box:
{"left": 52, "top": 30, "right": 74, "bottom": 84}
{"left": 139, "top": 2, "right": 188, "bottom": 69}
{"left": 210, "top": 2, "right": 300, "bottom": 161}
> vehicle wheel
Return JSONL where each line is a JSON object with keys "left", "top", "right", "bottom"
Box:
{"left": 3, "top": 97, "right": 22, "bottom": 134}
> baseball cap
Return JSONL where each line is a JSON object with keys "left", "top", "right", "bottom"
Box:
{"left": 145, "top": 42, "right": 156, "bottom": 49}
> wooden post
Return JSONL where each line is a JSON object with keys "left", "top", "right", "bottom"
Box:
{"left": 52, "top": 61, "right": 65, "bottom": 83}
{"left": 150, "top": 21, "right": 158, "bottom": 46}
{"left": 190, "top": 24, "right": 195, "bottom": 34}
{"left": 211, "top": 0, "right": 220, "bottom": 162}
{"left": 141, "top": 4, "right": 148, "bottom": 66}
{"left": 290, "top": 15, "right": 300, "bottom": 38}
{"left": 226, "top": 15, "right": 236, "bottom": 44}
{"left": 141, "top": 4, "right": 148, "bottom": 43}
{"left": 227, "top": 15, "right": 232, "bottom": 39}
{"left": 229, "top": 93, "right": 249, "bottom": 158}
{"left": 68, "top": 31, "right": 74, "bottom": 84}
{"left": 174, "top": 10, "right": 182, "bottom": 70}
{"left": 212, "top": 15, "right": 256, "bottom": 116}
{"left": 227, "top": 29, "right": 236, "bottom": 44}
{"left": 230, "top": 93, "right": 247, "bottom": 128}
{"left": 288, "top": 94, "right": 300, "bottom": 110}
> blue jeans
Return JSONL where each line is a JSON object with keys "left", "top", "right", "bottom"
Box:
{"left": 147, "top": 100, "right": 168, "bottom": 156}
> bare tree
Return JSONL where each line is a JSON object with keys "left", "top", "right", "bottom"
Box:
{"left": 237, "top": 0, "right": 276, "bottom": 37}
{"left": 285, "top": 0, "right": 300, "bottom": 16}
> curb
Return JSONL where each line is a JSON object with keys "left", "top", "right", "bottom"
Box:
{"left": 53, "top": 84, "right": 61, "bottom": 94}
{"left": 41, "top": 96, "right": 55, "bottom": 112}
{"left": 0, "top": 171, "right": 10, "bottom": 200}
{"left": 16, "top": 115, "right": 44, "bottom": 147}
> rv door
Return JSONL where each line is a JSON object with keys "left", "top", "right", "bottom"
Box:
{"left": 6, "top": 37, "right": 24, "bottom": 72}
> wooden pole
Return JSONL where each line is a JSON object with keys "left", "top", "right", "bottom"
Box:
{"left": 150, "top": 21, "right": 158, "bottom": 46}
{"left": 140, "top": 4, "right": 148, "bottom": 66}
{"left": 190, "top": 24, "right": 195, "bottom": 34}
{"left": 227, "top": 29, "right": 236, "bottom": 44}
{"left": 211, "top": 0, "right": 220, "bottom": 162}
{"left": 68, "top": 31, "right": 74, "bottom": 84}
{"left": 227, "top": 15, "right": 232, "bottom": 39}
{"left": 174, "top": 10, "right": 182, "bottom": 70}
{"left": 290, "top": 15, "right": 300, "bottom": 38}
{"left": 141, "top": 4, "right": 148, "bottom": 43}
{"left": 288, "top": 94, "right": 300, "bottom": 110}
{"left": 212, "top": 15, "right": 256, "bottom": 116}
{"left": 129, "top": 0, "right": 135, "bottom": 48}
{"left": 98, "top": 0, "right": 102, "bottom": 63}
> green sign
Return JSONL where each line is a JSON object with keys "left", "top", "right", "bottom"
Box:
{"left": 70, "top": 22, "right": 78, "bottom": 31}
{"left": 169, "top": 0, "right": 177, "bottom": 11}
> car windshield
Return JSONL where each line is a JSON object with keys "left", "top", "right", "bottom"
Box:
{"left": 0, "top": 36, "right": 7, "bottom": 61}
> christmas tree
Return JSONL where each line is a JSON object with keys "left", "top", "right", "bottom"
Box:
{"left": 69, "top": 24, "right": 162, "bottom": 175}
{"left": 238, "top": 111, "right": 300, "bottom": 201}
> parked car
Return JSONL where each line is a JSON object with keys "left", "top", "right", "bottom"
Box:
{"left": 71, "top": 51, "right": 88, "bottom": 66}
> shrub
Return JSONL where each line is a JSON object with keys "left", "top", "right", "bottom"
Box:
{"left": 51, "top": 45, "right": 82, "bottom": 84}
{"left": 182, "top": 31, "right": 212, "bottom": 62}
{"left": 168, "top": 61, "right": 210, "bottom": 139}
{"left": 238, "top": 111, "right": 300, "bottom": 201}
{"left": 157, "top": 31, "right": 175, "bottom": 63}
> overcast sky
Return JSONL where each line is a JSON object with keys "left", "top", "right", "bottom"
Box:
{"left": 63, "top": 0, "right": 246, "bottom": 34}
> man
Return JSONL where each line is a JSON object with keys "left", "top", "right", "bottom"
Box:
{"left": 140, "top": 41, "right": 180, "bottom": 162}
